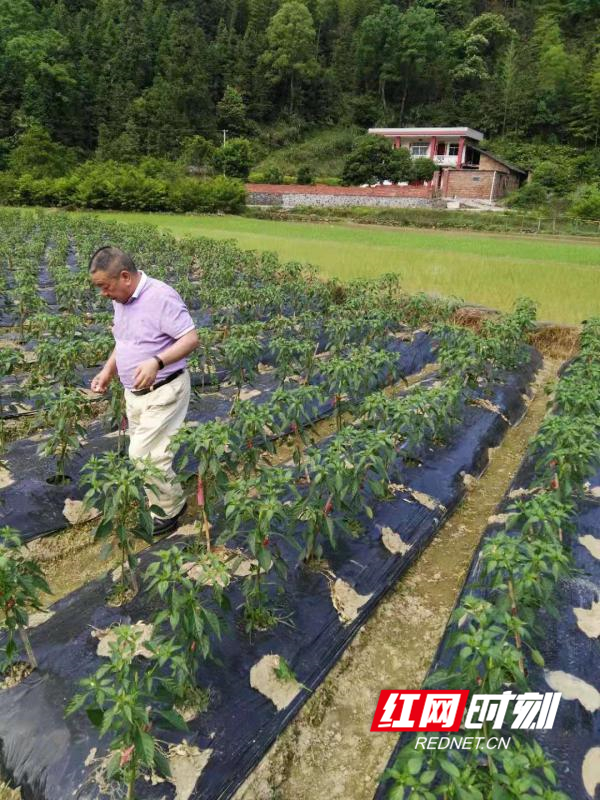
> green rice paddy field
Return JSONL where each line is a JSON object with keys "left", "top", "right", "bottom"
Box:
{"left": 89, "top": 211, "right": 599, "bottom": 325}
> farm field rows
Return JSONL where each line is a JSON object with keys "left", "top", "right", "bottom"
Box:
{"left": 0, "top": 208, "right": 598, "bottom": 800}
{"left": 88, "top": 209, "right": 600, "bottom": 326}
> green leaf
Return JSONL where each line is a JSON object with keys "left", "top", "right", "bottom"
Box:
{"left": 154, "top": 749, "right": 171, "bottom": 778}
{"left": 530, "top": 648, "right": 545, "bottom": 667}
{"left": 158, "top": 708, "right": 188, "bottom": 731}
{"left": 106, "top": 750, "right": 121, "bottom": 779}
{"left": 86, "top": 707, "right": 104, "bottom": 728}
{"left": 134, "top": 730, "right": 155, "bottom": 766}
{"left": 407, "top": 756, "right": 423, "bottom": 776}
{"left": 440, "top": 760, "right": 460, "bottom": 778}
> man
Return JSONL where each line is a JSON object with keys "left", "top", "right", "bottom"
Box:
{"left": 89, "top": 246, "right": 199, "bottom": 534}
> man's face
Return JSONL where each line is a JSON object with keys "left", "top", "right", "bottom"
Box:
{"left": 90, "top": 269, "right": 135, "bottom": 303}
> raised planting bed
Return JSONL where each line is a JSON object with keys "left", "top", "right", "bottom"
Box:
{"left": 376, "top": 317, "right": 600, "bottom": 800}
{"left": 0, "top": 351, "right": 539, "bottom": 800}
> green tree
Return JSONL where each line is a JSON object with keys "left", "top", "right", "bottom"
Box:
{"left": 531, "top": 14, "right": 573, "bottom": 135}
{"left": 217, "top": 86, "right": 248, "bottom": 136}
{"left": 569, "top": 49, "right": 600, "bottom": 146}
{"left": 214, "top": 137, "right": 253, "bottom": 180}
{"left": 8, "top": 124, "right": 77, "bottom": 178}
{"left": 355, "top": 5, "right": 444, "bottom": 119}
{"left": 260, "top": 0, "right": 320, "bottom": 114}
{"left": 341, "top": 135, "right": 412, "bottom": 185}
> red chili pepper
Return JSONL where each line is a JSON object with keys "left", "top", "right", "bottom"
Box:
{"left": 197, "top": 475, "right": 205, "bottom": 507}
{"left": 190, "top": 641, "right": 196, "bottom": 653}
{"left": 5, "top": 598, "right": 15, "bottom": 610}
{"left": 550, "top": 476, "right": 559, "bottom": 490}
{"left": 120, "top": 745, "right": 135, "bottom": 768}
{"left": 247, "top": 438, "right": 253, "bottom": 450}
{"left": 120, "top": 415, "right": 127, "bottom": 432}
{"left": 324, "top": 498, "right": 333, "bottom": 516}
{"left": 262, "top": 537, "right": 270, "bottom": 547}
{"left": 291, "top": 421, "right": 298, "bottom": 434}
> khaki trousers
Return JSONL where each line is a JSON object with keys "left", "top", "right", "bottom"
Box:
{"left": 124, "top": 371, "right": 191, "bottom": 519}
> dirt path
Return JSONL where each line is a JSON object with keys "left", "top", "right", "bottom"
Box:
{"left": 234, "top": 358, "right": 558, "bottom": 800}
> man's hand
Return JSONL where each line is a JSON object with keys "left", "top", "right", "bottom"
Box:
{"left": 132, "top": 358, "right": 159, "bottom": 390}
{"left": 91, "top": 369, "right": 112, "bottom": 393}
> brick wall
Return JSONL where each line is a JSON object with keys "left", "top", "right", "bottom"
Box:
{"left": 246, "top": 183, "right": 435, "bottom": 198}
{"left": 479, "top": 153, "right": 506, "bottom": 171}
{"left": 443, "top": 170, "right": 518, "bottom": 200}
{"left": 246, "top": 182, "right": 436, "bottom": 209}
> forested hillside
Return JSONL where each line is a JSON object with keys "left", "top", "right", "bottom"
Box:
{"left": 1, "top": 0, "right": 599, "bottom": 165}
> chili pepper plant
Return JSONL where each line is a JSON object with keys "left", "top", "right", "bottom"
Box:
{"left": 221, "top": 334, "right": 262, "bottom": 406}
{"left": 230, "top": 399, "right": 277, "bottom": 477}
{"left": 80, "top": 453, "right": 164, "bottom": 597}
{"left": 222, "top": 468, "right": 295, "bottom": 632}
{"left": 66, "top": 625, "right": 176, "bottom": 800}
{"left": 171, "top": 420, "right": 236, "bottom": 551}
{"left": 0, "top": 347, "right": 23, "bottom": 448}
{"left": 270, "top": 384, "right": 325, "bottom": 477}
{"left": 35, "top": 386, "right": 91, "bottom": 484}
{"left": 0, "top": 526, "right": 50, "bottom": 674}
{"left": 144, "top": 546, "right": 230, "bottom": 713}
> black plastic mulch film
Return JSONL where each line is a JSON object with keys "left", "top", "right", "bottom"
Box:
{"left": 0, "top": 352, "right": 539, "bottom": 800}
{"left": 0, "top": 332, "right": 432, "bottom": 542}
{"left": 376, "top": 363, "right": 600, "bottom": 800}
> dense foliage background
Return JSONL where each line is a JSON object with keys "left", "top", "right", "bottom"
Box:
{"left": 2, "top": 0, "right": 599, "bottom": 158}
{"left": 0, "top": 0, "right": 598, "bottom": 214}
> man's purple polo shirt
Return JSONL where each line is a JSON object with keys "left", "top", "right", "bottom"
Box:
{"left": 112, "top": 271, "right": 195, "bottom": 390}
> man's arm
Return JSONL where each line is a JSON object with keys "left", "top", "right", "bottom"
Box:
{"left": 158, "top": 329, "right": 199, "bottom": 365}
{"left": 91, "top": 348, "right": 117, "bottom": 393}
{"left": 132, "top": 330, "right": 199, "bottom": 390}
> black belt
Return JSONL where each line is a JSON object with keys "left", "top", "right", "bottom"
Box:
{"left": 131, "top": 369, "right": 185, "bottom": 396}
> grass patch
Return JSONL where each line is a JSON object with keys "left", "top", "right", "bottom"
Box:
{"left": 249, "top": 204, "right": 600, "bottom": 237}
{"left": 74, "top": 210, "right": 598, "bottom": 325}
{"left": 254, "top": 127, "right": 360, "bottom": 178}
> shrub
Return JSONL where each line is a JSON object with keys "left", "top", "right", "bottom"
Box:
{"left": 532, "top": 160, "right": 574, "bottom": 195}
{"left": 179, "top": 135, "right": 216, "bottom": 170}
{"left": 74, "top": 162, "right": 169, "bottom": 211}
{"left": 569, "top": 184, "right": 600, "bottom": 220}
{"left": 506, "top": 182, "right": 548, "bottom": 209}
{"left": 213, "top": 137, "right": 253, "bottom": 180}
{"left": 411, "top": 157, "right": 436, "bottom": 182}
{"left": 169, "top": 175, "right": 246, "bottom": 213}
{"left": 296, "top": 165, "right": 313, "bottom": 185}
{"left": 263, "top": 166, "right": 284, "bottom": 184}
{"left": 341, "top": 136, "right": 412, "bottom": 185}
{"left": 0, "top": 165, "right": 245, "bottom": 213}
{"left": 137, "top": 157, "right": 183, "bottom": 182}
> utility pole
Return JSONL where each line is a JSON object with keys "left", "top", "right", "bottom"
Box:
{"left": 221, "top": 129, "right": 228, "bottom": 145}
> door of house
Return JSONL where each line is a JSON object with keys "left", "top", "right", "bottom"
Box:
{"left": 436, "top": 142, "right": 446, "bottom": 155}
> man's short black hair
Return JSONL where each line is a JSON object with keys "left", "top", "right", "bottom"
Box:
{"left": 89, "top": 246, "right": 137, "bottom": 277}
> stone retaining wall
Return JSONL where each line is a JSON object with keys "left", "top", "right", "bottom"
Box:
{"left": 280, "top": 193, "right": 433, "bottom": 208}
{"left": 246, "top": 183, "right": 436, "bottom": 209}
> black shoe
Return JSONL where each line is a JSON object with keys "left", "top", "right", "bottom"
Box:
{"left": 152, "top": 502, "right": 187, "bottom": 536}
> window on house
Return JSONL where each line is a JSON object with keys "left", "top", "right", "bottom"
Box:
{"left": 448, "top": 143, "right": 459, "bottom": 156}
{"left": 410, "top": 143, "right": 429, "bottom": 157}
